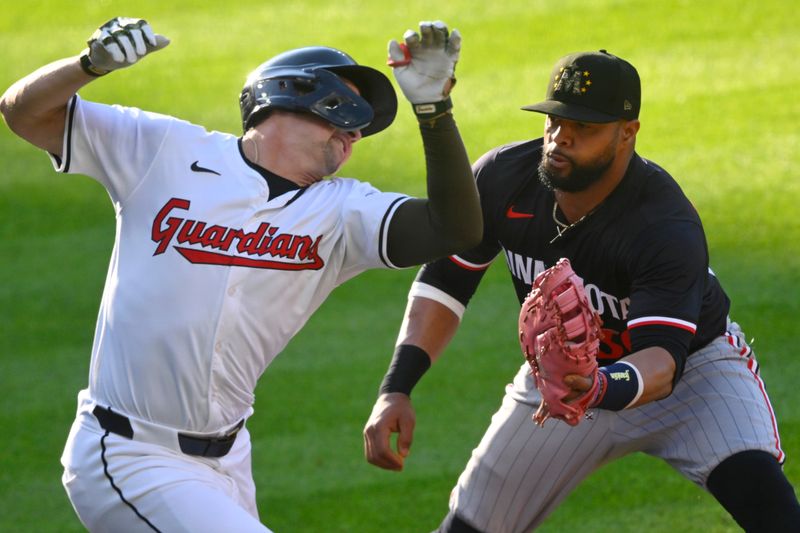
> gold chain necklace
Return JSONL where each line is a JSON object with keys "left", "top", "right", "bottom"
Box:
{"left": 550, "top": 202, "right": 591, "bottom": 244}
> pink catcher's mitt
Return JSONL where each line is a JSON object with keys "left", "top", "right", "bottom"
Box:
{"left": 518, "top": 258, "right": 603, "bottom": 426}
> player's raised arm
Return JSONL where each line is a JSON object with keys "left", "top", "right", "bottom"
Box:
{"left": 0, "top": 17, "right": 169, "bottom": 157}
{"left": 384, "top": 21, "right": 482, "bottom": 267}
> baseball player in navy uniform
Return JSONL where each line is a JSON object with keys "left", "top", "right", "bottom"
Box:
{"left": 363, "top": 50, "right": 800, "bottom": 531}
{"left": 1, "top": 17, "right": 481, "bottom": 532}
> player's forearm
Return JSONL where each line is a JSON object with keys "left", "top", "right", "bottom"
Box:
{"left": 0, "top": 56, "right": 93, "bottom": 155}
{"left": 4, "top": 18, "right": 169, "bottom": 158}
{"left": 378, "top": 296, "right": 460, "bottom": 397}
{"left": 620, "top": 346, "right": 676, "bottom": 407}
{"left": 418, "top": 113, "right": 482, "bottom": 249}
{"left": 396, "top": 295, "right": 461, "bottom": 362}
{"left": 383, "top": 22, "right": 480, "bottom": 266}
{"left": 562, "top": 346, "right": 677, "bottom": 415}
{"left": 385, "top": 114, "right": 482, "bottom": 266}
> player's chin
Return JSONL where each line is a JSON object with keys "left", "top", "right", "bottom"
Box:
{"left": 320, "top": 154, "right": 342, "bottom": 176}
{"left": 326, "top": 156, "right": 346, "bottom": 176}
{"left": 538, "top": 164, "right": 570, "bottom": 190}
{"left": 327, "top": 139, "right": 352, "bottom": 172}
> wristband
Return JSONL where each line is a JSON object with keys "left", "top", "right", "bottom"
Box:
{"left": 79, "top": 54, "right": 110, "bottom": 77}
{"left": 591, "top": 361, "right": 644, "bottom": 411}
{"left": 378, "top": 344, "right": 431, "bottom": 396}
{"left": 412, "top": 97, "right": 453, "bottom": 122}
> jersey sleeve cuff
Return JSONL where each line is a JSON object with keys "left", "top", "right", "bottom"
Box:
{"left": 49, "top": 94, "right": 79, "bottom": 173}
{"left": 409, "top": 281, "right": 466, "bottom": 320}
{"left": 378, "top": 195, "right": 412, "bottom": 269}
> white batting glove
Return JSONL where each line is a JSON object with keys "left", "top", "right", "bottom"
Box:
{"left": 79, "top": 17, "right": 170, "bottom": 77}
{"left": 388, "top": 21, "right": 460, "bottom": 119}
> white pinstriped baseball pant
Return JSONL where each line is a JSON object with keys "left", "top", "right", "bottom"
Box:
{"left": 448, "top": 322, "right": 785, "bottom": 532}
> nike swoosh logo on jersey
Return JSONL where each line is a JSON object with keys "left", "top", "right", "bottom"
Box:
{"left": 190, "top": 161, "right": 221, "bottom": 176}
{"left": 506, "top": 205, "right": 535, "bottom": 219}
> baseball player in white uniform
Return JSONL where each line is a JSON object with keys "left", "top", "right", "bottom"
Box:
{"left": 1, "top": 17, "right": 480, "bottom": 532}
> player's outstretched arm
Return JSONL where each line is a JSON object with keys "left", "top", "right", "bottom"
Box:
{"left": 384, "top": 21, "right": 482, "bottom": 267}
{"left": 364, "top": 295, "right": 461, "bottom": 470}
{"left": 0, "top": 17, "right": 169, "bottom": 156}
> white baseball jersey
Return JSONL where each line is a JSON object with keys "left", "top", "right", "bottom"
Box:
{"left": 53, "top": 95, "right": 409, "bottom": 433}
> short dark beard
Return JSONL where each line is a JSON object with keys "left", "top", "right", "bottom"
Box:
{"left": 537, "top": 152, "right": 614, "bottom": 193}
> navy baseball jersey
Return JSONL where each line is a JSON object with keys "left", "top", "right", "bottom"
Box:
{"left": 418, "top": 139, "right": 786, "bottom": 532}
{"left": 415, "top": 138, "right": 730, "bottom": 375}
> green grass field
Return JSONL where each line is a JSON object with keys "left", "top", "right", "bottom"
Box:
{"left": 1, "top": 0, "right": 798, "bottom": 531}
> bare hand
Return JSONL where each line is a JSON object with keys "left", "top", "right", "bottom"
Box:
{"left": 363, "top": 392, "right": 416, "bottom": 471}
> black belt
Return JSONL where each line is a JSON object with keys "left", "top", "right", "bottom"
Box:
{"left": 92, "top": 405, "right": 243, "bottom": 458}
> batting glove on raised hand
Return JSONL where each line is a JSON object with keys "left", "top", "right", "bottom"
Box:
{"left": 79, "top": 17, "right": 170, "bottom": 77}
{"left": 388, "top": 21, "right": 460, "bottom": 120}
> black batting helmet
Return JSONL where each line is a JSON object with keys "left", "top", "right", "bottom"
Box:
{"left": 239, "top": 46, "right": 397, "bottom": 136}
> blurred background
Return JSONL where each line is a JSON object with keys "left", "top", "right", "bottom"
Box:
{"left": 1, "top": 1, "right": 797, "bottom": 531}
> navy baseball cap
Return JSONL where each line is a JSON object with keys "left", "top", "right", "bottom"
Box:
{"left": 522, "top": 50, "right": 640, "bottom": 123}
